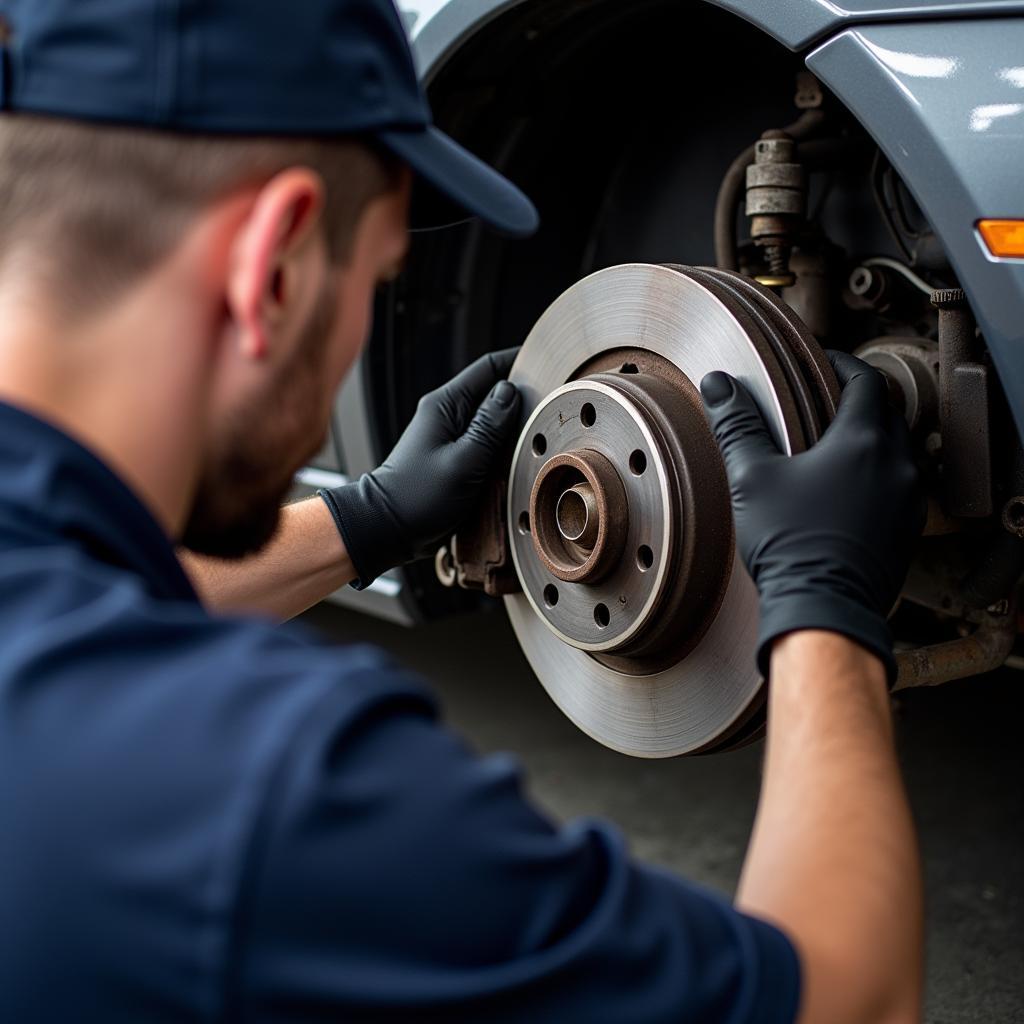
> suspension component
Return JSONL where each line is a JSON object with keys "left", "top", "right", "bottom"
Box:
{"left": 856, "top": 336, "right": 939, "bottom": 434}
{"left": 932, "top": 288, "right": 992, "bottom": 518}
{"left": 894, "top": 605, "right": 1015, "bottom": 690}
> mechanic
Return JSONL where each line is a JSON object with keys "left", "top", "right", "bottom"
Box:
{"left": 0, "top": 0, "right": 925, "bottom": 1021}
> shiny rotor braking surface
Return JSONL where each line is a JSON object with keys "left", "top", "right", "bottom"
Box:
{"left": 504, "top": 263, "right": 838, "bottom": 757}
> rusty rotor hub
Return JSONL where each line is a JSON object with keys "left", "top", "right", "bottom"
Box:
{"left": 529, "top": 445, "right": 628, "bottom": 586}
{"left": 512, "top": 360, "right": 734, "bottom": 674}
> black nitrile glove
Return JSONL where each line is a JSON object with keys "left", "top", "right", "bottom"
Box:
{"left": 700, "top": 351, "right": 925, "bottom": 683}
{"left": 320, "top": 348, "right": 522, "bottom": 589}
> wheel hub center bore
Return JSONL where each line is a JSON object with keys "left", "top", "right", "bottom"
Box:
{"left": 508, "top": 359, "right": 734, "bottom": 670}
{"left": 555, "top": 484, "right": 594, "bottom": 544}
{"left": 530, "top": 448, "right": 627, "bottom": 584}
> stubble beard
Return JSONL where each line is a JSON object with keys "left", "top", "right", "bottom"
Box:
{"left": 181, "top": 280, "right": 338, "bottom": 560}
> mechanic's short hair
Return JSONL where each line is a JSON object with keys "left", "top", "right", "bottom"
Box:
{"left": 0, "top": 114, "right": 402, "bottom": 315}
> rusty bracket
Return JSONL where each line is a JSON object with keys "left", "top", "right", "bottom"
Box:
{"left": 894, "top": 605, "right": 1016, "bottom": 690}
{"left": 438, "top": 477, "right": 520, "bottom": 597}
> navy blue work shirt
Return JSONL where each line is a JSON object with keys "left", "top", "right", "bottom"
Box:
{"left": 0, "top": 400, "right": 800, "bottom": 1022}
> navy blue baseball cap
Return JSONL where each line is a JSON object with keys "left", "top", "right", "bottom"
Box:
{"left": 0, "top": 0, "right": 538, "bottom": 238}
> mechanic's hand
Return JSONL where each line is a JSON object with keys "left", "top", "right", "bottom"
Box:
{"left": 320, "top": 348, "right": 521, "bottom": 588}
{"left": 700, "top": 351, "right": 925, "bottom": 683}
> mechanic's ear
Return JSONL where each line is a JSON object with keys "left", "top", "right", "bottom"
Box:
{"left": 226, "top": 168, "right": 325, "bottom": 360}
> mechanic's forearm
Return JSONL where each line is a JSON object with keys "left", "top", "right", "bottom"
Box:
{"left": 179, "top": 498, "right": 355, "bottom": 621}
{"left": 737, "top": 632, "right": 923, "bottom": 1024}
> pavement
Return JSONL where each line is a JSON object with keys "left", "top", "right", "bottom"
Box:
{"left": 302, "top": 601, "right": 1023, "bottom": 1023}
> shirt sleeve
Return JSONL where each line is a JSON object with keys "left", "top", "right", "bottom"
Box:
{"left": 228, "top": 664, "right": 801, "bottom": 1024}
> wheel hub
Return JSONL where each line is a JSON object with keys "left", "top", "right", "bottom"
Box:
{"left": 511, "top": 363, "right": 735, "bottom": 672}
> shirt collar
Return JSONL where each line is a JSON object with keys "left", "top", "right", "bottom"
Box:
{"left": 0, "top": 400, "right": 198, "bottom": 603}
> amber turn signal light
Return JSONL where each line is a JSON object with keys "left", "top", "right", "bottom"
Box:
{"left": 978, "top": 219, "right": 1024, "bottom": 259}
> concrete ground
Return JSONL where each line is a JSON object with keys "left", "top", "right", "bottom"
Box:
{"left": 303, "top": 602, "right": 1023, "bottom": 1023}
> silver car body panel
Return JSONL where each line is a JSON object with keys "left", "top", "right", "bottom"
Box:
{"left": 808, "top": 19, "right": 1024, "bottom": 440}
{"left": 712, "top": 0, "right": 1024, "bottom": 50}
{"left": 399, "top": 0, "right": 1024, "bottom": 76}
{"left": 400, "top": 0, "right": 526, "bottom": 77}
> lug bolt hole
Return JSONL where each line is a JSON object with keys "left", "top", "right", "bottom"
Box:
{"left": 637, "top": 545, "right": 654, "bottom": 571}
{"left": 1003, "top": 496, "right": 1024, "bottom": 535}
{"left": 580, "top": 403, "right": 596, "bottom": 428}
{"left": 594, "top": 603, "right": 610, "bottom": 628}
{"left": 543, "top": 584, "right": 559, "bottom": 608}
{"left": 518, "top": 510, "right": 531, "bottom": 535}
{"left": 629, "top": 449, "right": 647, "bottom": 476}
{"left": 532, "top": 433, "right": 547, "bottom": 457}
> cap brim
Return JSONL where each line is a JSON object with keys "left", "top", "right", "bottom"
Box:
{"left": 378, "top": 125, "right": 538, "bottom": 239}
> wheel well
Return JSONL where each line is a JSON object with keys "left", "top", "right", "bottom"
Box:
{"left": 369, "top": 0, "right": 811, "bottom": 444}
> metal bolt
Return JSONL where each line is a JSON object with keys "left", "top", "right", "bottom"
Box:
{"left": 930, "top": 287, "right": 967, "bottom": 310}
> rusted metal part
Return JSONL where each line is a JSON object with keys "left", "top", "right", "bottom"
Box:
{"left": 746, "top": 132, "right": 806, "bottom": 287}
{"left": 689, "top": 265, "right": 823, "bottom": 438}
{"left": 713, "top": 108, "right": 826, "bottom": 273}
{"left": 845, "top": 263, "right": 920, "bottom": 317}
{"left": 894, "top": 609, "right": 1015, "bottom": 690}
{"left": 587, "top": 369, "right": 734, "bottom": 675}
{"left": 529, "top": 449, "right": 627, "bottom": 585}
{"left": 708, "top": 268, "right": 840, "bottom": 427}
{"left": 669, "top": 266, "right": 839, "bottom": 444}
{"left": 781, "top": 248, "right": 833, "bottom": 340}
{"left": 531, "top": 350, "right": 735, "bottom": 673}
{"left": 931, "top": 287, "right": 967, "bottom": 309}
{"left": 932, "top": 287, "right": 992, "bottom": 518}
{"left": 1001, "top": 496, "right": 1024, "bottom": 538}
{"left": 445, "top": 477, "right": 520, "bottom": 597}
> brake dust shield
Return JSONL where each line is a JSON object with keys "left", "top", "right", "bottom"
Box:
{"left": 503, "top": 264, "right": 838, "bottom": 757}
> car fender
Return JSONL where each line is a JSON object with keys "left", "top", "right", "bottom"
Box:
{"left": 401, "top": 1, "right": 1024, "bottom": 77}
{"left": 709, "top": 0, "right": 1024, "bottom": 50}
{"left": 808, "top": 19, "right": 1024, "bottom": 439}
{"left": 400, "top": 0, "right": 526, "bottom": 79}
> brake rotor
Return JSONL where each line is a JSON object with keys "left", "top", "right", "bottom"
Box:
{"left": 504, "top": 263, "right": 838, "bottom": 757}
